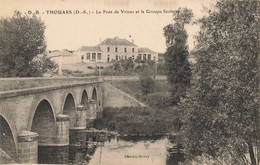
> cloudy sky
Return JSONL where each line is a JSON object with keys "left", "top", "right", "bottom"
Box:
{"left": 0, "top": 0, "right": 216, "bottom": 53}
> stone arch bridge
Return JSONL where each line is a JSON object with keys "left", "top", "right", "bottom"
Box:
{"left": 0, "top": 77, "right": 105, "bottom": 163}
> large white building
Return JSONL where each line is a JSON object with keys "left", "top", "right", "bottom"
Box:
{"left": 74, "top": 37, "right": 158, "bottom": 63}
{"left": 47, "top": 37, "right": 159, "bottom": 74}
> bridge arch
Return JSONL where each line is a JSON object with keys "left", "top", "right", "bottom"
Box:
{"left": 62, "top": 93, "right": 76, "bottom": 127}
{"left": 0, "top": 115, "right": 17, "bottom": 161}
{"left": 31, "top": 99, "right": 56, "bottom": 145}
{"left": 92, "top": 87, "right": 97, "bottom": 101}
{"left": 81, "top": 89, "right": 88, "bottom": 106}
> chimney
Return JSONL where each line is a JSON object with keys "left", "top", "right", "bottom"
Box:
{"left": 114, "top": 36, "right": 119, "bottom": 40}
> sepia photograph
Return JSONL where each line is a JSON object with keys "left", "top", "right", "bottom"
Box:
{"left": 0, "top": 0, "right": 259, "bottom": 164}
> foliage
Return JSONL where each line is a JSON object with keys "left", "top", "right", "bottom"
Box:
{"left": 134, "top": 58, "right": 145, "bottom": 63}
{"left": 144, "top": 92, "right": 172, "bottom": 109}
{"left": 181, "top": 1, "right": 260, "bottom": 164}
{"left": 163, "top": 7, "right": 193, "bottom": 105}
{"left": 30, "top": 54, "right": 57, "bottom": 77}
{"left": 62, "top": 69, "right": 73, "bottom": 76}
{"left": 156, "top": 63, "right": 167, "bottom": 75}
{"left": 0, "top": 11, "right": 47, "bottom": 77}
{"left": 101, "top": 107, "right": 178, "bottom": 135}
{"left": 139, "top": 65, "right": 156, "bottom": 96}
{"left": 120, "top": 58, "right": 134, "bottom": 71}
{"left": 113, "top": 62, "right": 123, "bottom": 75}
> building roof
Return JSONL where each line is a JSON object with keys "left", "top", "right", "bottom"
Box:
{"left": 138, "top": 47, "right": 157, "bottom": 54}
{"left": 48, "top": 49, "right": 73, "bottom": 58}
{"left": 100, "top": 37, "right": 136, "bottom": 46}
{"left": 78, "top": 46, "right": 102, "bottom": 52}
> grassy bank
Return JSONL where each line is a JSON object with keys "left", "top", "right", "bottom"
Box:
{"left": 107, "top": 80, "right": 172, "bottom": 108}
{"left": 107, "top": 80, "right": 170, "bottom": 96}
{"left": 97, "top": 79, "right": 181, "bottom": 136}
{"left": 98, "top": 106, "right": 180, "bottom": 136}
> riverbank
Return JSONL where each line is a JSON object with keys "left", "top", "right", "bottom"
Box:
{"left": 96, "top": 106, "right": 181, "bottom": 136}
{"left": 98, "top": 79, "right": 181, "bottom": 136}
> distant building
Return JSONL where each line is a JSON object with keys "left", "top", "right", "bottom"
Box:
{"left": 48, "top": 49, "right": 75, "bottom": 74}
{"left": 74, "top": 36, "right": 158, "bottom": 63}
{"left": 48, "top": 37, "right": 159, "bottom": 74}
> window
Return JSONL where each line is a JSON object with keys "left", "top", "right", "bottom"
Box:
{"left": 115, "top": 47, "right": 118, "bottom": 52}
{"left": 81, "top": 55, "right": 84, "bottom": 60}
{"left": 143, "top": 54, "right": 146, "bottom": 60}
{"left": 97, "top": 53, "right": 101, "bottom": 60}
{"left": 86, "top": 53, "right": 90, "bottom": 59}
{"left": 148, "top": 54, "right": 151, "bottom": 60}
{"left": 137, "top": 54, "right": 141, "bottom": 60}
{"left": 125, "top": 55, "right": 127, "bottom": 60}
{"left": 92, "top": 53, "right": 96, "bottom": 61}
{"left": 107, "top": 55, "right": 110, "bottom": 62}
{"left": 116, "top": 55, "right": 118, "bottom": 61}
{"left": 124, "top": 48, "right": 127, "bottom": 53}
{"left": 107, "top": 47, "right": 110, "bottom": 52}
{"left": 154, "top": 56, "right": 156, "bottom": 61}
{"left": 132, "top": 55, "right": 135, "bottom": 60}
{"left": 132, "top": 48, "right": 134, "bottom": 53}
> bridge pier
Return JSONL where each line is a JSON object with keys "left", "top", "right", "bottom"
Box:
{"left": 86, "top": 100, "right": 97, "bottom": 128}
{"left": 17, "top": 131, "right": 38, "bottom": 164}
{"left": 56, "top": 114, "right": 70, "bottom": 145}
{"left": 38, "top": 114, "right": 70, "bottom": 164}
{"left": 69, "top": 127, "right": 87, "bottom": 147}
{"left": 76, "top": 105, "right": 87, "bottom": 128}
{"left": 69, "top": 105, "right": 88, "bottom": 147}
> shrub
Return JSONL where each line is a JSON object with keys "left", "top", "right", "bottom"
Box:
{"left": 101, "top": 107, "right": 177, "bottom": 135}
{"left": 72, "top": 70, "right": 83, "bottom": 74}
{"left": 139, "top": 65, "right": 156, "bottom": 96}
{"left": 62, "top": 69, "right": 72, "bottom": 76}
{"left": 145, "top": 92, "right": 172, "bottom": 109}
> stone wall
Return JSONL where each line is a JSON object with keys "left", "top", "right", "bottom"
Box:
{"left": 102, "top": 82, "right": 146, "bottom": 108}
{"left": 0, "top": 77, "right": 100, "bottom": 91}
{"left": 0, "top": 116, "right": 16, "bottom": 161}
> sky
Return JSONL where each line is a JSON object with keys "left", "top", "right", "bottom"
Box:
{"left": 0, "top": 0, "right": 217, "bottom": 53}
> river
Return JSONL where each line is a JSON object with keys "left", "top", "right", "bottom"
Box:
{"left": 38, "top": 135, "right": 184, "bottom": 165}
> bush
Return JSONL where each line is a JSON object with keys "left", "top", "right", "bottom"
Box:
{"left": 62, "top": 69, "right": 72, "bottom": 76}
{"left": 101, "top": 107, "right": 178, "bottom": 135}
{"left": 156, "top": 63, "right": 166, "bottom": 75}
{"left": 73, "top": 70, "right": 83, "bottom": 74}
{"left": 144, "top": 92, "right": 172, "bottom": 109}
{"left": 139, "top": 65, "right": 156, "bottom": 96}
{"left": 140, "top": 76, "right": 155, "bottom": 96}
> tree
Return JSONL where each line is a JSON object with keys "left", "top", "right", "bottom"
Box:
{"left": 181, "top": 0, "right": 260, "bottom": 164}
{"left": 139, "top": 65, "right": 155, "bottom": 96}
{"left": 30, "top": 54, "right": 58, "bottom": 77}
{"left": 120, "top": 58, "right": 134, "bottom": 71}
{"left": 0, "top": 11, "right": 47, "bottom": 77}
{"left": 163, "top": 8, "right": 193, "bottom": 105}
{"left": 113, "top": 62, "right": 123, "bottom": 75}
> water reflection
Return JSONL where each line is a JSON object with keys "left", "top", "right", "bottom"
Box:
{"left": 38, "top": 133, "right": 184, "bottom": 165}
{"left": 89, "top": 136, "right": 184, "bottom": 165}
{"left": 38, "top": 145, "right": 69, "bottom": 164}
{"left": 89, "top": 137, "right": 168, "bottom": 165}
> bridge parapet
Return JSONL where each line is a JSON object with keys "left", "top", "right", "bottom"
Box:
{"left": 0, "top": 76, "right": 104, "bottom": 164}
{"left": 0, "top": 76, "right": 103, "bottom": 92}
